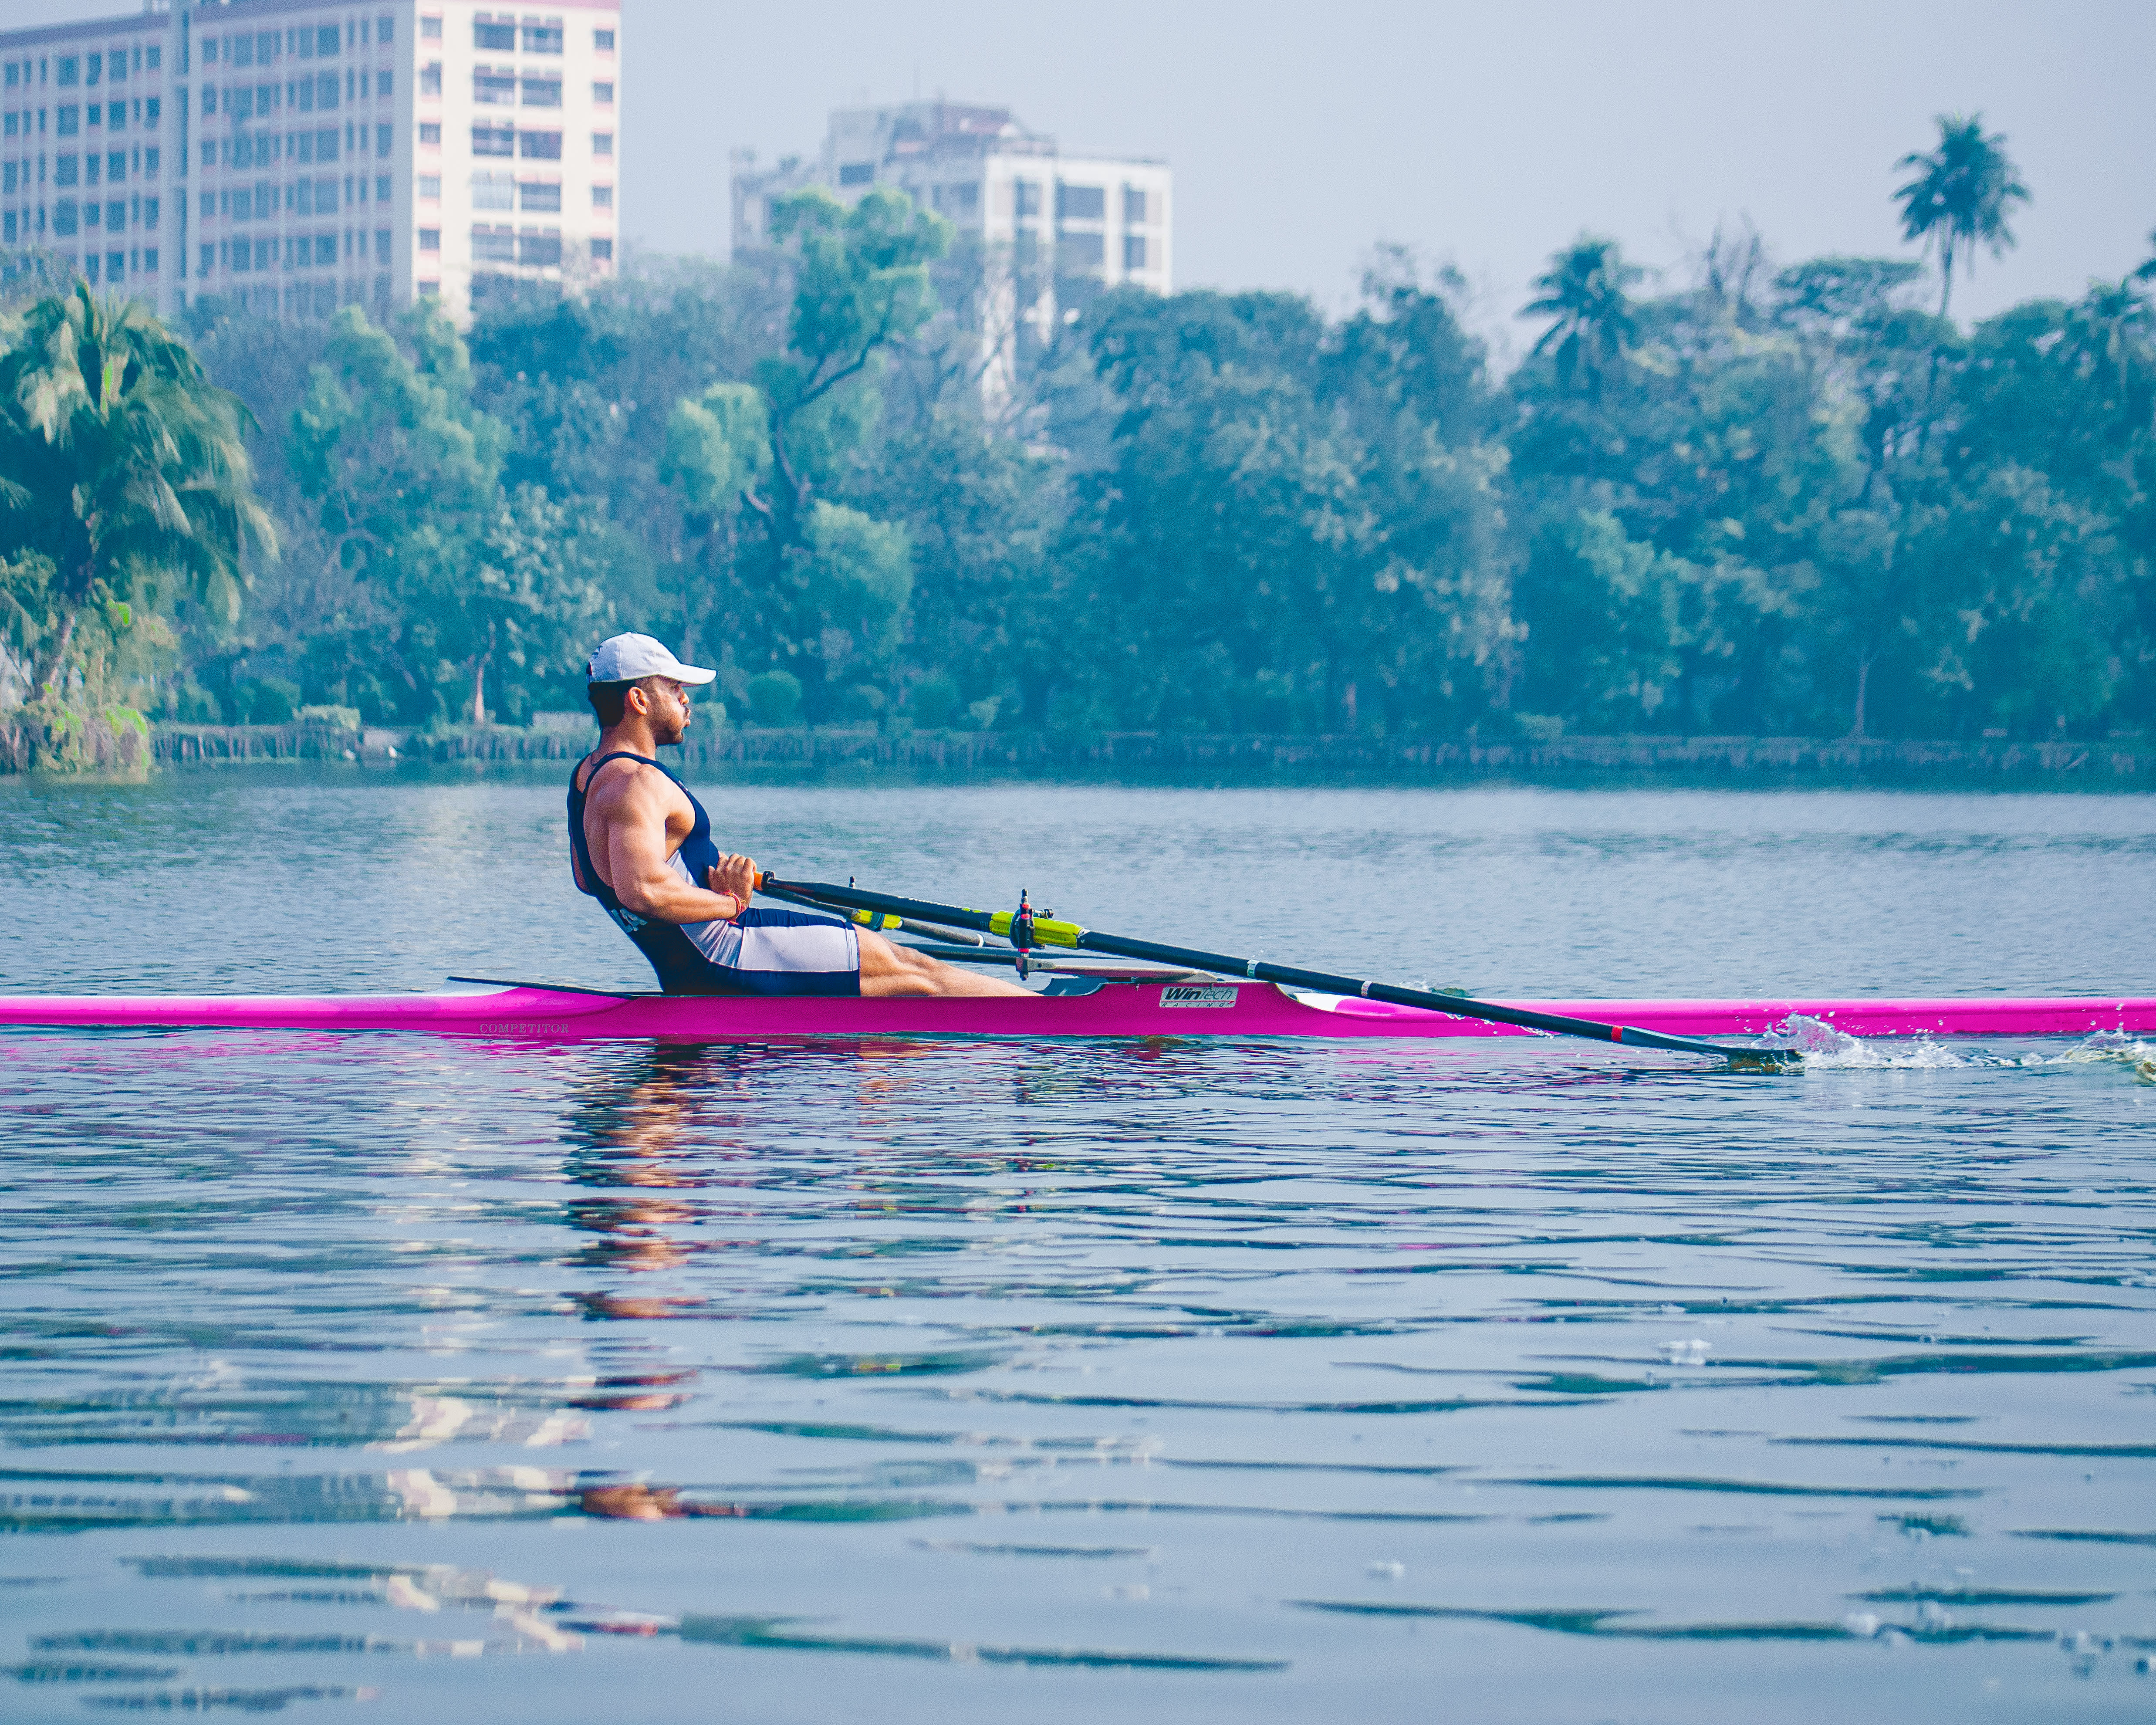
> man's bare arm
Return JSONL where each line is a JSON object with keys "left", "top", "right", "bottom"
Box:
{"left": 593, "top": 767, "right": 753, "bottom": 925}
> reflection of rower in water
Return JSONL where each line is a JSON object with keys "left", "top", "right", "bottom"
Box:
{"left": 568, "top": 634, "right": 1028, "bottom": 999}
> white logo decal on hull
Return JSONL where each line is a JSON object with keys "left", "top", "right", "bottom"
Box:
{"left": 1161, "top": 985, "right": 1238, "bottom": 1008}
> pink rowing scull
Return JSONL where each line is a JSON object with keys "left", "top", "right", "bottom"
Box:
{"left": 0, "top": 981, "right": 2147, "bottom": 1043}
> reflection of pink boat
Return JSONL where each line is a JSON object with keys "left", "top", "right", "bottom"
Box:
{"left": 0, "top": 982, "right": 2148, "bottom": 1043}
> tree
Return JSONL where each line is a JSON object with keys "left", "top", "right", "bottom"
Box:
{"left": 0, "top": 285, "right": 272, "bottom": 704}
{"left": 1893, "top": 114, "right": 2030, "bottom": 318}
{"left": 289, "top": 305, "right": 610, "bottom": 724}
{"left": 659, "top": 381, "right": 770, "bottom": 675}
{"left": 752, "top": 186, "right": 952, "bottom": 538}
{"left": 1522, "top": 237, "right": 1641, "bottom": 402}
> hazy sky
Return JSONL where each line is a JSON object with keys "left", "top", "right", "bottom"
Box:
{"left": 12, "top": 0, "right": 2151, "bottom": 344}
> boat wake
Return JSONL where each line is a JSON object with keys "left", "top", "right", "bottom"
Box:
{"left": 1772, "top": 1015, "right": 2156, "bottom": 1080}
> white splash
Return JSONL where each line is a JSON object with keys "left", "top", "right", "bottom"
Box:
{"left": 1772, "top": 1015, "right": 1967, "bottom": 1070}
{"left": 1770, "top": 1017, "right": 2156, "bottom": 1082}
{"left": 2055, "top": 1030, "right": 2156, "bottom": 1083}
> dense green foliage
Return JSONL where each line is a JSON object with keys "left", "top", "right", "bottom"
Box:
{"left": 5, "top": 119, "right": 2153, "bottom": 745}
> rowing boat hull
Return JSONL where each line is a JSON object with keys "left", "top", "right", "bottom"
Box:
{"left": 0, "top": 984, "right": 2149, "bottom": 1042}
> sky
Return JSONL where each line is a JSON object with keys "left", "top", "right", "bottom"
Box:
{"left": 11, "top": 0, "right": 2152, "bottom": 346}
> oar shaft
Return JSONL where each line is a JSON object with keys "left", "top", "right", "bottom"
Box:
{"left": 760, "top": 876, "right": 1755, "bottom": 1062}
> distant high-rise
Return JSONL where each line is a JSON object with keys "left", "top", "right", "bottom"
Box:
{"left": 733, "top": 100, "right": 1170, "bottom": 394}
{"left": 0, "top": 0, "right": 622, "bottom": 325}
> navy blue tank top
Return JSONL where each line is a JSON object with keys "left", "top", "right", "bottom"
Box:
{"left": 568, "top": 751, "right": 728, "bottom": 991}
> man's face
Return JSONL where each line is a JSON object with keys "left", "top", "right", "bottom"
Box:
{"left": 637, "top": 678, "right": 691, "bottom": 744}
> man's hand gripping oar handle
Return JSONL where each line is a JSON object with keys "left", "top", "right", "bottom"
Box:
{"left": 757, "top": 875, "right": 1798, "bottom": 1069}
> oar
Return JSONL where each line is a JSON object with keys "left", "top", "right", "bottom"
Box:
{"left": 758, "top": 875, "right": 1797, "bottom": 1069}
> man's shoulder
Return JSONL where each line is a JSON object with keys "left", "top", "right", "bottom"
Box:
{"left": 582, "top": 753, "right": 686, "bottom": 808}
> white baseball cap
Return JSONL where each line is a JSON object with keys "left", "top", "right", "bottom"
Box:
{"left": 585, "top": 632, "right": 716, "bottom": 687}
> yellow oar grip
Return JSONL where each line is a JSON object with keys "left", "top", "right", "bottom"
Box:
{"left": 985, "top": 911, "right": 1084, "bottom": 949}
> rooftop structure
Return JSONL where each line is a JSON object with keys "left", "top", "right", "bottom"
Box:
{"left": 0, "top": 0, "right": 622, "bottom": 325}
{"left": 732, "top": 100, "right": 1171, "bottom": 398}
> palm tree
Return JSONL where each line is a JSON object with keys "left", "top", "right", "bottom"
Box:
{"left": 1523, "top": 237, "right": 1640, "bottom": 402}
{"left": 0, "top": 284, "right": 273, "bottom": 700}
{"left": 1892, "top": 115, "right": 2031, "bottom": 319}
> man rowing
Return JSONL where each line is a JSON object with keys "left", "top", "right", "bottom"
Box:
{"left": 568, "top": 633, "right": 1030, "bottom": 999}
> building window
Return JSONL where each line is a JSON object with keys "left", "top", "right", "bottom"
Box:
{"left": 57, "top": 105, "right": 79, "bottom": 137}
{"left": 55, "top": 153, "right": 78, "bottom": 186}
{"left": 419, "top": 122, "right": 442, "bottom": 146}
{"left": 422, "top": 15, "right": 442, "bottom": 39}
{"left": 517, "top": 179, "right": 559, "bottom": 212}
{"left": 1056, "top": 183, "right": 1105, "bottom": 222}
{"left": 1059, "top": 231, "right": 1105, "bottom": 271}
{"left": 1123, "top": 186, "right": 1151, "bottom": 225}
{"left": 594, "top": 28, "right": 615, "bottom": 51}
{"left": 2, "top": 213, "right": 13, "bottom": 244}
{"left": 199, "top": 242, "right": 213, "bottom": 274}
{"left": 105, "top": 199, "right": 122, "bottom": 230}
{"left": 145, "top": 147, "right": 160, "bottom": 175}
{"left": 418, "top": 174, "right": 440, "bottom": 199}
{"left": 420, "top": 62, "right": 441, "bottom": 95}
{"left": 314, "top": 26, "right": 338, "bottom": 58}
{"left": 107, "top": 249, "right": 123, "bottom": 279}
{"left": 378, "top": 16, "right": 394, "bottom": 44}
{"left": 471, "top": 225, "right": 514, "bottom": 262}
{"left": 375, "top": 173, "right": 391, "bottom": 202}
{"left": 142, "top": 246, "right": 157, "bottom": 272}
{"left": 316, "top": 234, "right": 337, "bottom": 264}
{"left": 471, "top": 124, "right": 512, "bottom": 156}
{"left": 591, "top": 236, "right": 612, "bottom": 261}
{"left": 522, "top": 22, "right": 563, "bottom": 54}
{"left": 517, "top": 131, "right": 561, "bottom": 160}
{"left": 377, "top": 71, "right": 392, "bottom": 97}
{"left": 1123, "top": 234, "right": 1149, "bottom": 271}
{"left": 374, "top": 228, "right": 390, "bottom": 264}
{"left": 591, "top": 81, "right": 613, "bottom": 105}
{"left": 518, "top": 230, "right": 561, "bottom": 267}
{"left": 106, "top": 149, "right": 123, "bottom": 180}
{"left": 591, "top": 183, "right": 612, "bottom": 210}
{"left": 591, "top": 132, "right": 613, "bottom": 158}
{"left": 418, "top": 227, "right": 439, "bottom": 251}
{"left": 473, "top": 68, "right": 514, "bottom": 105}
{"left": 376, "top": 123, "right": 392, "bottom": 157}
{"left": 520, "top": 77, "right": 562, "bottom": 108}
{"left": 471, "top": 169, "right": 512, "bottom": 210}
{"left": 316, "top": 71, "right": 338, "bottom": 110}
{"left": 838, "top": 162, "right": 873, "bottom": 187}
{"left": 58, "top": 57, "right": 79, "bottom": 87}
{"left": 54, "top": 199, "right": 78, "bottom": 236}
{"left": 1013, "top": 179, "right": 1043, "bottom": 218}
{"left": 147, "top": 46, "right": 160, "bottom": 71}
{"left": 474, "top": 20, "right": 516, "bottom": 51}
{"left": 143, "top": 196, "right": 158, "bottom": 227}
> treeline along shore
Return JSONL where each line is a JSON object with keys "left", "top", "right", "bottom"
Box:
{"left": 34, "top": 716, "right": 2145, "bottom": 788}
{"left": 3, "top": 116, "right": 2153, "bottom": 776}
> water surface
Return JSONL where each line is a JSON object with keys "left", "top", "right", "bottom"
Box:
{"left": 3, "top": 774, "right": 2153, "bottom": 1721}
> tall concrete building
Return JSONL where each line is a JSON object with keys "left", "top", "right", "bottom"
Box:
{"left": 733, "top": 101, "right": 1170, "bottom": 394}
{"left": 0, "top": 0, "right": 621, "bottom": 324}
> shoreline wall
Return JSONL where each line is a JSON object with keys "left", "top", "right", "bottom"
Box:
{"left": 98, "top": 721, "right": 2156, "bottom": 785}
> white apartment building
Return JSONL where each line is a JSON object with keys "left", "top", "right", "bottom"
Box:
{"left": 0, "top": 0, "right": 621, "bottom": 325}
{"left": 733, "top": 101, "right": 1171, "bottom": 389}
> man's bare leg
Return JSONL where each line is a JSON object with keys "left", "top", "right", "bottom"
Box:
{"left": 857, "top": 931, "right": 1034, "bottom": 998}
